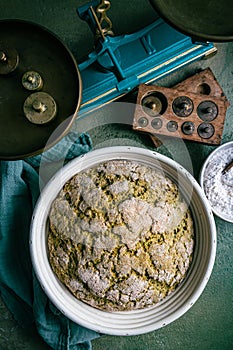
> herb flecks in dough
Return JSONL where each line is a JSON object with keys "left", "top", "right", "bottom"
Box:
{"left": 48, "top": 160, "right": 194, "bottom": 311}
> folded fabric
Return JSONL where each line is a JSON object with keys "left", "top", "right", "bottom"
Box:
{"left": 0, "top": 132, "right": 100, "bottom": 349}
{"left": 26, "top": 132, "right": 92, "bottom": 168}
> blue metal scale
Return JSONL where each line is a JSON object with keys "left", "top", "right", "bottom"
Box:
{"left": 77, "top": 1, "right": 217, "bottom": 117}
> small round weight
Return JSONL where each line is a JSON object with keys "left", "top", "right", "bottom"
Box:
{"left": 197, "top": 101, "right": 218, "bottom": 122}
{"left": 151, "top": 117, "right": 163, "bottom": 130}
{"left": 172, "top": 96, "right": 194, "bottom": 117}
{"left": 182, "top": 121, "right": 195, "bottom": 135}
{"left": 138, "top": 117, "right": 149, "bottom": 127}
{"left": 142, "top": 95, "right": 163, "bottom": 117}
{"left": 167, "top": 120, "right": 178, "bottom": 132}
{"left": 23, "top": 92, "right": 57, "bottom": 124}
{"left": 197, "top": 122, "right": 215, "bottom": 139}
{"left": 22, "top": 71, "right": 43, "bottom": 91}
{"left": 0, "top": 47, "right": 19, "bottom": 75}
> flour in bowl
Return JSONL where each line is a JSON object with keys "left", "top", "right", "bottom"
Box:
{"left": 202, "top": 146, "right": 233, "bottom": 221}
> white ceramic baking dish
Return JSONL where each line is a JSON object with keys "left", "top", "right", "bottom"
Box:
{"left": 30, "top": 146, "right": 216, "bottom": 335}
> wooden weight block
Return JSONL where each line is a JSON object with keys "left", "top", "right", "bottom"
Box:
{"left": 133, "top": 68, "right": 230, "bottom": 145}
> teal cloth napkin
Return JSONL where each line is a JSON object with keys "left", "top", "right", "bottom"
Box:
{"left": 0, "top": 132, "right": 100, "bottom": 349}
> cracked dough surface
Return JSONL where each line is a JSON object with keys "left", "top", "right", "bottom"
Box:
{"left": 48, "top": 160, "right": 194, "bottom": 311}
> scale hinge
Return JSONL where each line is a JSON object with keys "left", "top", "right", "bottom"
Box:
{"left": 116, "top": 75, "right": 139, "bottom": 93}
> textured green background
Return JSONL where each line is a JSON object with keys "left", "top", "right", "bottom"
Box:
{"left": 0, "top": 1, "right": 233, "bottom": 349}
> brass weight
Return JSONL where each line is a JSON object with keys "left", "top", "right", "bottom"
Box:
{"left": 23, "top": 92, "right": 57, "bottom": 124}
{"left": 22, "top": 71, "right": 43, "bottom": 91}
{"left": 0, "top": 47, "right": 19, "bottom": 75}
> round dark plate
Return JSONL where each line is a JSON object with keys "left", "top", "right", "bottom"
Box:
{"left": 0, "top": 20, "right": 82, "bottom": 160}
{"left": 149, "top": 0, "right": 233, "bottom": 42}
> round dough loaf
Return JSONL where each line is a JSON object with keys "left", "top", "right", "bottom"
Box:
{"left": 48, "top": 160, "right": 194, "bottom": 311}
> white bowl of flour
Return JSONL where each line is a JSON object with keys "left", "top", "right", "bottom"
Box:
{"left": 200, "top": 141, "right": 233, "bottom": 223}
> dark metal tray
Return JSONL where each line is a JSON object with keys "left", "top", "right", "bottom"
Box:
{"left": 150, "top": 0, "right": 233, "bottom": 42}
{"left": 0, "top": 20, "right": 81, "bottom": 159}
